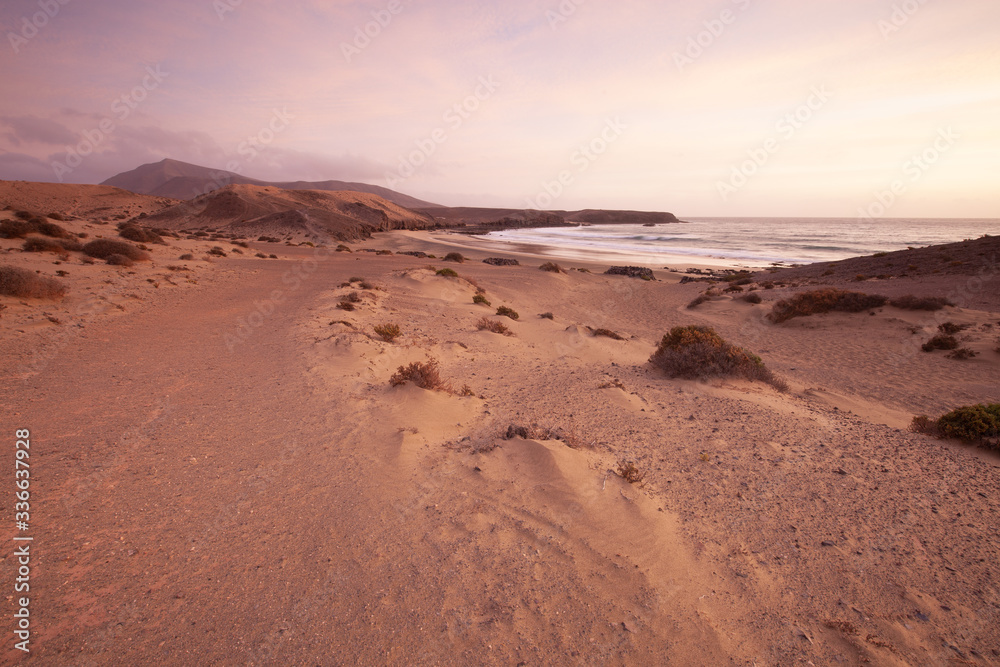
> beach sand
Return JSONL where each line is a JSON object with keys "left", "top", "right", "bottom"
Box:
{"left": 3, "top": 223, "right": 999, "bottom": 665}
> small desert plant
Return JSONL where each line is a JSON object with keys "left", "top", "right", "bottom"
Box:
{"left": 83, "top": 239, "right": 150, "bottom": 261}
{"left": 458, "top": 384, "right": 475, "bottom": 397}
{"left": 922, "top": 334, "right": 958, "bottom": 352}
{"left": 373, "top": 323, "right": 401, "bottom": 342}
{"left": 740, "top": 292, "right": 763, "bottom": 304}
{"left": 890, "top": 295, "right": 952, "bottom": 311}
{"left": 650, "top": 325, "right": 787, "bottom": 391}
{"left": 496, "top": 305, "right": 519, "bottom": 320}
{"left": 389, "top": 360, "right": 445, "bottom": 390}
{"left": 22, "top": 237, "right": 67, "bottom": 253}
{"left": 768, "top": 289, "right": 887, "bottom": 323}
{"left": 255, "top": 252, "right": 268, "bottom": 258}
{"left": 348, "top": 276, "right": 365, "bottom": 283}
{"left": 616, "top": 460, "right": 644, "bottom": 484}
{"left": 473, "top": 293, "right": 491, "bottom": 306}
{"left": 436, "top": 268, "right": 458, "bottom": 277}
{"left": 0, "top": 265, "right": 67, "bottom": 299}
{"left": 590, "top": 327, "right": 625, "bottom": 340}
{"left": 375, "top": 249, "right": 393, "bottom": 255}
{"left": 947, "top": 348, "right": 978, "bottom": 360}
{"left": 344, "top": 291, "right": 362, "bottom": 303}
{"left": 335, "top": 244, "right": 351, "bottom": 252}
{"left": 687, "top": 294, "right": 710, "bottom": 309}
{"left": 912, "top": 404, "right": 1000, "bottom": 450}
{"left": 476, "top": 317, "right": 512, "bottom": 335}
{"left": 0, "top": 220, "right": 34, "bottom": 238}
{"left": 937, "top": 322, "right": 969, "bottom": 335}
{"left": 208, "top": 246, "right": 227, "bottom": 257}
{"left": 179, "top": 253, "right": 194, "bottom": 260}
{"left": 105, "top": 254, "right": 135, "bottom": 267}
{"left": 539, "top": 262, "right": 564, "bottom": 273}
{"left": 118, "top": 225, "right": 162, "bottom": 244}
{"left": 539, "top": 312, "right": 554, "bottom": 320}
{"left": 444, "top": 252, "right": 465, "bottom": 263}
{"left": 336, "top": 301, "right": 355, "bottom": 311}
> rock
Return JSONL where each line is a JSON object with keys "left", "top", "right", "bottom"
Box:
{"left": 605, "top": 266, "right": 654, "bottom": 280}
{"left": 483, "top": 257, "right": 519, "bottom": 266}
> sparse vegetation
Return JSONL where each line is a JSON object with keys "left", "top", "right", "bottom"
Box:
{"left": 0, "top": 265, "right": 67, "bottom": 299}
{"left": 539, "top": 262, "right": 564, "bottom": 273}
{"left": 473, "top": 293, "right": 491, "bottom": 306}
{"left": 83, "top": 239, "right": 150, "bottom": 261}
{"left": 740, "top": 292, "right": 763, "bottom": 304}
{"left": 590, "top": 327, "right": 625, "bottom": 340}
{"left": 179, "top": 253, "right": 194, "bottom": 260}
{"left": 373, "top": 323, "right": 401, "bottom": 342}
{"left": 208, "top": 246, "right": 227, "bottom": 257}
{"left": 118, "top": 224, "right": 163, "bottom": 244}
{"left": 539, "top": 312, "right": 554, "bottom": 320}
{"left": 476, "top": 317, "right": 512, "bottom": 335}
{"left": 946, "top": 348, "right": 978, "bottom": 360}
{"left": 389, "top": 360, "right": 445, "bottom": 391}
{"left": 616, "top": 460, "right": 644, "bottom": 484}
{"left": 922, "top": 334, "right": 958, "bottom": 352}
{"left": 436, "top": 268, "right": 458, "bottom": 277}
{"left": 890, "top": 295, "right": 952, "bottom": 311}
{"left": 496, "top": 306, "right": 519, "bottom": 320}
{"left": 937, "top": 322, "right": 969, "bottom": 335}
{"left": 768, "top": 289, "right": 887, "bottom": 323}
{"left": 912, "top": 404, "right": 1000, "bottom": 450}
{"left": 444, "top": 252, "right": 465, "bottom": 263}
{"left": 335, "top": 244, "right": 352, "bottom": 252}
{"left": 649, "top": 325, "right": 787, "bottom": 391}
{"left": 483, "top": 257, "right": 519, "bottom": 266}
{"left": 687, "top": 294, "right": 710, "bottom": 309}
{"left": 605, "top": 266, "right": 654, "bottom": 280}
{"left": 105, "top": 254, "right": 135, "bottom": 267}
{"left": 336, "top": 301, "right": 355, "bottom": 311}
{"left": 22, "top": 237, "right": 72, "bottom": 254}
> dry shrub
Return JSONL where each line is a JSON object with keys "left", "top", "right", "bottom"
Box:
{"left": 373, "top": 322, "right": 401, "bottom": 342}
{"left": 375, "top": 249, "right": 393, "bottom": 255}
{"left": 476, "top": 317, "right": 512, "bottom": 335}
{"left": 0, "top": 265, "right": 67, "bottom": 299}
{"left": 947, "top": 348, "right": 978, "bottom": 360}
{"left": 539, "top": 262, "right": 564, "bottom": 273}
{"left": 436, "top": 268, "right": 458, "bottom": 277}
{"left": 179, "top": 253, "right": 194, "bottom": 260}
{"left": 768, "top": 289, "right": 887, "bottom": 323}
{"left": 473, "top": 293, "right": 491, "bottom": 306}
{"left": 335, "top": 244, "right": 351, "bottom": 252}
{"left": 740, "top": 292, "right": 763, "bottom": 304}
{"left": 0, "top": 220, "right": 35, "bottom": 239}
{"left": 208, "top": 246, "right": 227, "bottom": 257}
{"left": 496, "top": 305, "right": 519, "bottom": 320}
{"left": 590, "top": 327, "right": 624, "bottom": 340}
{"left": 336, "top": 301, "right": 355, "bottom": 311}
{"left": 23, "top": 237, "right": 67, "bottom": 253}
{"left": 118, "top": 225, "right": 163, "bottom": 244}
{"left": 890, "top": 295, "right": 952, "bottom": 311}
{"left": 344, "top": 291, "right": 362, "bottom": 303}
{"left": 921, "top": 334, "right": 958, "bottom": 352}
{"left": 539, "top": 312, "right": 554, "bottom": 320}
{"left": 390, "top": 360, "right": 445, "bottom": 390}
{"left": 105, "top": 254, "right": 134, "bottom": 267}
{"left": 687, "top": 294, "right": 710, "bottom": 309}
{"left": 83, "top": 239, "right": 150, "bottom": 261}
{"left": 616, "top": 460, "right": 644, "bottom": 484}
{"left": 938, "top": 322, "right": 969, "bottom": 335}
{"left": 444, "top": 252, "right": 465, "bottom": 263}
{"left": 650, "top": 325, "right": 787, "bottom": 391}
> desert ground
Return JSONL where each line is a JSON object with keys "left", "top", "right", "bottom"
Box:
{"left": 2, "top": 208, "right": 999, "bottom": 665}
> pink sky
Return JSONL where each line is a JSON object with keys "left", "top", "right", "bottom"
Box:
{"left": 1, "top": 0, "right": 998, "bottom": 218}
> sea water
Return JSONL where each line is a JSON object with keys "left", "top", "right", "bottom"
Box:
{"left": 485, "top": 218, "right": 1000, "bottom": 267}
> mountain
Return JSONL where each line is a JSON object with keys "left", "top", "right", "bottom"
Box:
{"left": 139, "top": 183, "right": 438, "bottom": 242}
{"left": 101, "top": 158, "right": 440, "bottom": 209}
{"left": 0, "top": 180, "right": 177, "bottom": 220}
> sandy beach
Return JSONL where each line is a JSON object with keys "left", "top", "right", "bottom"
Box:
{"left": 3, "top": 210, "right": 998, "bottom": 665}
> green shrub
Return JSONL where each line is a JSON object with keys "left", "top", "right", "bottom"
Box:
{"left": 913, "top": 405, "right": 1000, "bottom": 450}
{"left": 496, "top": 306, "right": 519, "bottom": 320}
{"left": 436, "top": 268, "right": 458, "bottom": 277}
{"left": 0, "top": 265, "right": 67, "bottom": 299}
{"left": 444, "top": 252, "right": 465, "bottom": 263}
{"left": 374, "top": 323, "right": 401, "bottom": 342}
{"left": 768, "top": 289, "right": 887, "bottom": 323}
{"left": 83, "top": 239, "right": 150, "bottom": 261}
{"left": 650, "top": 325, "right": 786, "bottom": 390}
{"left": 473, "top": 293, "right": 491, "bottom": 306}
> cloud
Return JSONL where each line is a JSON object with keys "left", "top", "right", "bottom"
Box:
{"left": 0, "top": 115, "right": 78, "bottom": 145}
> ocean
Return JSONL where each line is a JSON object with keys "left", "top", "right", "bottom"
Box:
{"left": 484, "top": 218, "right": 1000, "bottom": 268}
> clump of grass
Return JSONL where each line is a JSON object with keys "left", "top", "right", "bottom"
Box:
{"left": 937, "top": 322, "right": 969, "bottom": 335}
{"left": 590, "top": 327, "right": 625, "bottom": 340}
{"left": 208, "top": 246, "right": 227, "bottom": 257}
{"left": 476, "top": 317, "right": 512, "bottom": 335}
{"left": 947, "top": 348, "right": 978, "bottom": 360}
{"left": 768, "top": 289, "right": 887, "bottom": 323}
{"left": 444, "top": 252, "right": 465, "bottom": 263}
{"left": 343, "top": 291, "right": 362, "bottom": 303}
{"left": 436, "top": 268, "right": 458, "bottom": 277}
{"left": 687, "top": 294, "right": 710, "bottom": 309}
{"left": 616, "top": 460, "right": 644, "bottom": 484}
{"left": 0, "top": 265, "right": 67, "bottom": 299}
{"left": 390, "top": 360, "right": 446, "bottom": 390}
{"left": 105, "top": 254, "right": 134, "bottom": 267}
{"left": 539, "top": 262, "right": 564, "bottom": 273}
{"left": 118, "top": 224, "right": 162, "bottom": 244}
{"left": 335, "top": 244, "right": 352, "bottom": 252}
{"left": 922, "top": 334, "right": 958, "bottom": 352}
{"left": 373, "top": 323, "right": 401, "bottom": 342}
{"left": 649, "top": 325, "right": 787, "bottom": 390}
{"left": 740, "top": 292, "right": 763, "bottom": 304}
{"left": 473, "top": 293, "right": 491, "bottom": 306}
{"left": 83, "top": 239, "right": 150, "bottom": 261}
{"left": 912, "top": 404, "right": 1000, "bottom": 450}
{"left": 539, "top": 312, "right": 554, "bottom": 320}
{"left": 890, "top": 295, "right": 952, "bottom": 311}
{"left": 496, "top": 305, "right": 519, "bottom": 320}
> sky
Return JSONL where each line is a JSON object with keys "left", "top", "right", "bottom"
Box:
{"left": 1, "top": 0, "right": 998, "bottom": 218}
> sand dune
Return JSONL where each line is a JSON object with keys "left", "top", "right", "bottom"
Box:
{"left": 0, "top": 180, "right": 177, "bottom": 221}
{"left": 2, "top": 224, "right": 998, "bottom": 665}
